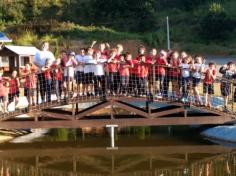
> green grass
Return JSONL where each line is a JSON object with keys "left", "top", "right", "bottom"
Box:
{"left": 4, "top": 18, "right": 236, "bottom": 56}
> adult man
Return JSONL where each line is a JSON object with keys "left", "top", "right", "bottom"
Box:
{"left": 34, "top": 42, "right": 55, "bottom": 103}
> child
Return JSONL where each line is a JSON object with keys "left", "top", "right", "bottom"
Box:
{"left": 192, "top": 56, "right": 205, "bottom": 105}
{"left": 52, "top": 58, "right": 63, "bottom": 102}
{"left": 119, "top": 54, "right": 132, "bottom": 95}
{"left": 42, "top": 59, "right": 52, "bottom": 102}
{"left": 203, "top": 62, "right": 216, "bottom": 107}
{"left": 8, "top": 70, "right": 20, "bottom": 107}
{"left": 93, "top": 50, "right": 107, "bottom": 97}
{"left": 169, "top": 51, "right": 180, "bottom": 100}
{"left": 146, "top": 48, "right": 157, "bottom": 97}
{"left": 0, "top": 68, "right": 8, "bottom": 113}
{"left": 22, "top": 63, "right": 36, "bottom": 106}
{"left": 155, "top": 50, "right": 168, "bottom": 98}
{"left": 219, "top": 61, "right": 236, "bottom": 111}
{"left": 107, "top": 49, "right": 119, "bottom": 95}
{"left": 137, "top": 55, "right": 148, "bottom": 96}
{"left": 64, "top": 52, "right": 77, "bottom": 98}
{"left": 179, "top": 56, "right": 192, "bottom": 103}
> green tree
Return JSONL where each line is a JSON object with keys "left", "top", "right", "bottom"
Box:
{"left": 200, "top": 3, "right": 234, "bottom": 40}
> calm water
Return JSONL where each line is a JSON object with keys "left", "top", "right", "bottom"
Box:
{"left": 0, "top": 126, "right": 235, "bottom": 176}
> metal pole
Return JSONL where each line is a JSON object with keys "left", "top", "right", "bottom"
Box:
{"left": 106, "top": 124, "right": 118, "bottom": 150}
{"left": 166, "top": 16, "right": 170, "bottom": 50}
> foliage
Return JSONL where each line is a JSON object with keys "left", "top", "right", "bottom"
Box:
{"left": 200, "top": 3, "right": 234, "bottom": 40}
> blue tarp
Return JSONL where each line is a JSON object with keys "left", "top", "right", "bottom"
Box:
{"left": 0, "top": 32, "right": 12, "bottom": 42}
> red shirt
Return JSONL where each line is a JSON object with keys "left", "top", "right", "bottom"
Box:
{"left": 23, "top": 70, "right": 36, "bottom": 89}
{"left": 156, "top": 57, "right": 166, "bottom": 76}
{"left": 204, "top": 69, "right": 216, "bottom": 84}
{"left": 108, "top": 58, "right": 119, "bottom": 73}
{"left": 9, "top": 78, "right": 19, "bottom": 94}
{"left": 43, "top": 68, "right": 52, "bottom": 80}
{"left": 146, "top": 55, "right": 156, "bottom": 75}
{"left": 169, "top": 60, "right": 179, "bottom": 78}
{"left": 101, "top": 50, "right": 109, "bottom": 59}
{"left": 137, "top": 63, "right": 148, "bottom": 78}
{"left": 130, "top": 59, "right": 138, "bottom": 75}
{"left": 51, "top": 64, "right": 63, "bottom": 81}
{"left": 119, "top": 61, "right": 132, "bottom": 76}
{"left": 0, "top": 77, "right": 7, "bottom": 97}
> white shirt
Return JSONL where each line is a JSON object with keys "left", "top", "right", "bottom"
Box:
{"left": 192, "top": 63, "right": 204, "bottom": 79}
{"left": 94, "top": 58, "right": 107, "bottom": 76}
{"left": 83, "top": 55, "right": 96, "bottom": 73}
{"left": 34, "top": 50, "right": 55, "bottom": 69}
{"left": 75, "top": 55, "right": 84, "bottom": 72}
{"left": 180, "top": 63, "right": 190, "bottom": 78}
{"left": 64, "top": 59, "right": 75, "bottom": 77}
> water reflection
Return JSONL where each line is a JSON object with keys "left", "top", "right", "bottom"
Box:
{"left": 0, "top": 127, "right": 235, "bottom": 176}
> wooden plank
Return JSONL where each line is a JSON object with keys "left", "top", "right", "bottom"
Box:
{"left": 113, "top": 101, "right": 150, "bottom": 118}
{"left": 40, "top": 112, "right": 74, "bottom": 120}
{"left": 76, "top": 101, "right": 111, "bottom": 119}
{"left": 150, "top": 107, "right": 184, "bottom": 118}
{"left": 0, "top": 116, "right": 233, "bottom": 129}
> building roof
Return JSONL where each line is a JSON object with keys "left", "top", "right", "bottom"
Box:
{"left": 5, "top": 45, "right": 40, "bottom": 56}
{"left": 0, "top": 32, "right": 12, "bottom": 42}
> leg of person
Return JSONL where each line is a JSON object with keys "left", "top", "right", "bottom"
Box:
{"left": 94, "top": 75, "right": 99, "bottom": 96}
{"left": 144, "top": 77, "right": 148, "bottom": 96}
{"left": 125, "top": 76, "right": 130, "bottom": 95}
{"left": 203, "top": 83, "right": 208, "bottom": 106}
{"left": 163, "top": 75, "right": 169, "bottom": 98}
{"left": 39, "top": 73, "right": 46, "bottom": 103}
{"left": 100, "top": 75, "right": 106, "bottom": 97}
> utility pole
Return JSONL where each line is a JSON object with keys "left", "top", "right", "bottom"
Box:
{"left": 166, "top": 16, "right": 170, "bottom": 50}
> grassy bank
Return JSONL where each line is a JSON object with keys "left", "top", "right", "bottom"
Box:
{"left": 3, "top": 21, "right": 236, "bottom": 56}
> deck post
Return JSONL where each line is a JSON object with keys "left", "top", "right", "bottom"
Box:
{"left": 110, "top": 100, "right": 114, "bottom": 119}
{"left": 106, "top": 124, "right": 118, "bottom": 150}
{"left": 146, "top": 101, "right": 151, "bottom": 116}
{"left": 72, "top": 103, "right": 75, "bottom": 116}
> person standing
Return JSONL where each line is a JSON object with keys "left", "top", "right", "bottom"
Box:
{"left": 219, "top": 61, "right": 236, "bottom": 111}
{"left": 34, "top": 42, "right": 55, "bottom": 103}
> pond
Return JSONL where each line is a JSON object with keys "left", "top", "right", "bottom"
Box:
{"left": 0, "top": 126, "right": 235, "bottom": 176}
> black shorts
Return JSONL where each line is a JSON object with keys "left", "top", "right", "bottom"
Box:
{"left": 84, "top": 72, "right": 94, "bottom": 84}
{"left": 203, "top": 83, "right": 214, "bottom": 95}
{"left": 76, "top": 71, "right": 85, "bottom": 84}
{"left": 221, "top": 82, "right": 231, "bottom": 96}
{"left": 0, "top": 96, "right": 6, "bottom": 102}
{"left": 192, "top": 77, "right": 201, "bottom": 87}
{"left": 24, "top": 88, "right": 36, "bottom": 97}
{"left": 8, "top": 92, "right": 20, "bottom": 103}
{"left": 64, "top": 76, "right": 73, "bottom": 82}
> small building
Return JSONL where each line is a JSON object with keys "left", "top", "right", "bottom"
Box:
{"left": 0, "top": 45, "right": 39, "bottom": 73}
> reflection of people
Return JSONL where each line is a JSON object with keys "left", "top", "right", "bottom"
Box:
{"left": 225, "top": 160, "right": 231, "bottom": 175}
{"left": 34, "top": 42, "right": 55, "bottom": 103}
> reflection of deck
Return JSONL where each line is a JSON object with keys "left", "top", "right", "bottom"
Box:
{"left": 0, "top": 144, "right": 234, "bottom": 176}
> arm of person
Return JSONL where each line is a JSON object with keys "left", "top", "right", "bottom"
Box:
{"left": 90, "top": 41, "right": 97, "bottom": 48}
{"left": 219, "top": 65, "right": 227, "bottom": 74}
{"left": 211, "top": 69, "right": 217, "bottom": 80}
{"left": 41, "top": 66, "right": 50, "bottom": 72}
{"left": 17, "top": 78, "right": 20, "bottom": 88}
{"left": 97, "top": 58, "right": 107, "bottom": 64}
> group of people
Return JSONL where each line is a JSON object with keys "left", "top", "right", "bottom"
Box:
{"left": 0, "top": 41, "right": 235, "bottom": 114}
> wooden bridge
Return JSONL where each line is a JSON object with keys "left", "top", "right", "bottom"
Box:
{"left": 0, "top": 65, "right": 236, "bottom": 129}
{"left": 1, "top": 95, "right": 235, "bottom": 129}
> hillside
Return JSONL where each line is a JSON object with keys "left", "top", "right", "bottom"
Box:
{"left": 1, "top": 0, "right": 236, "bottom": 56}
